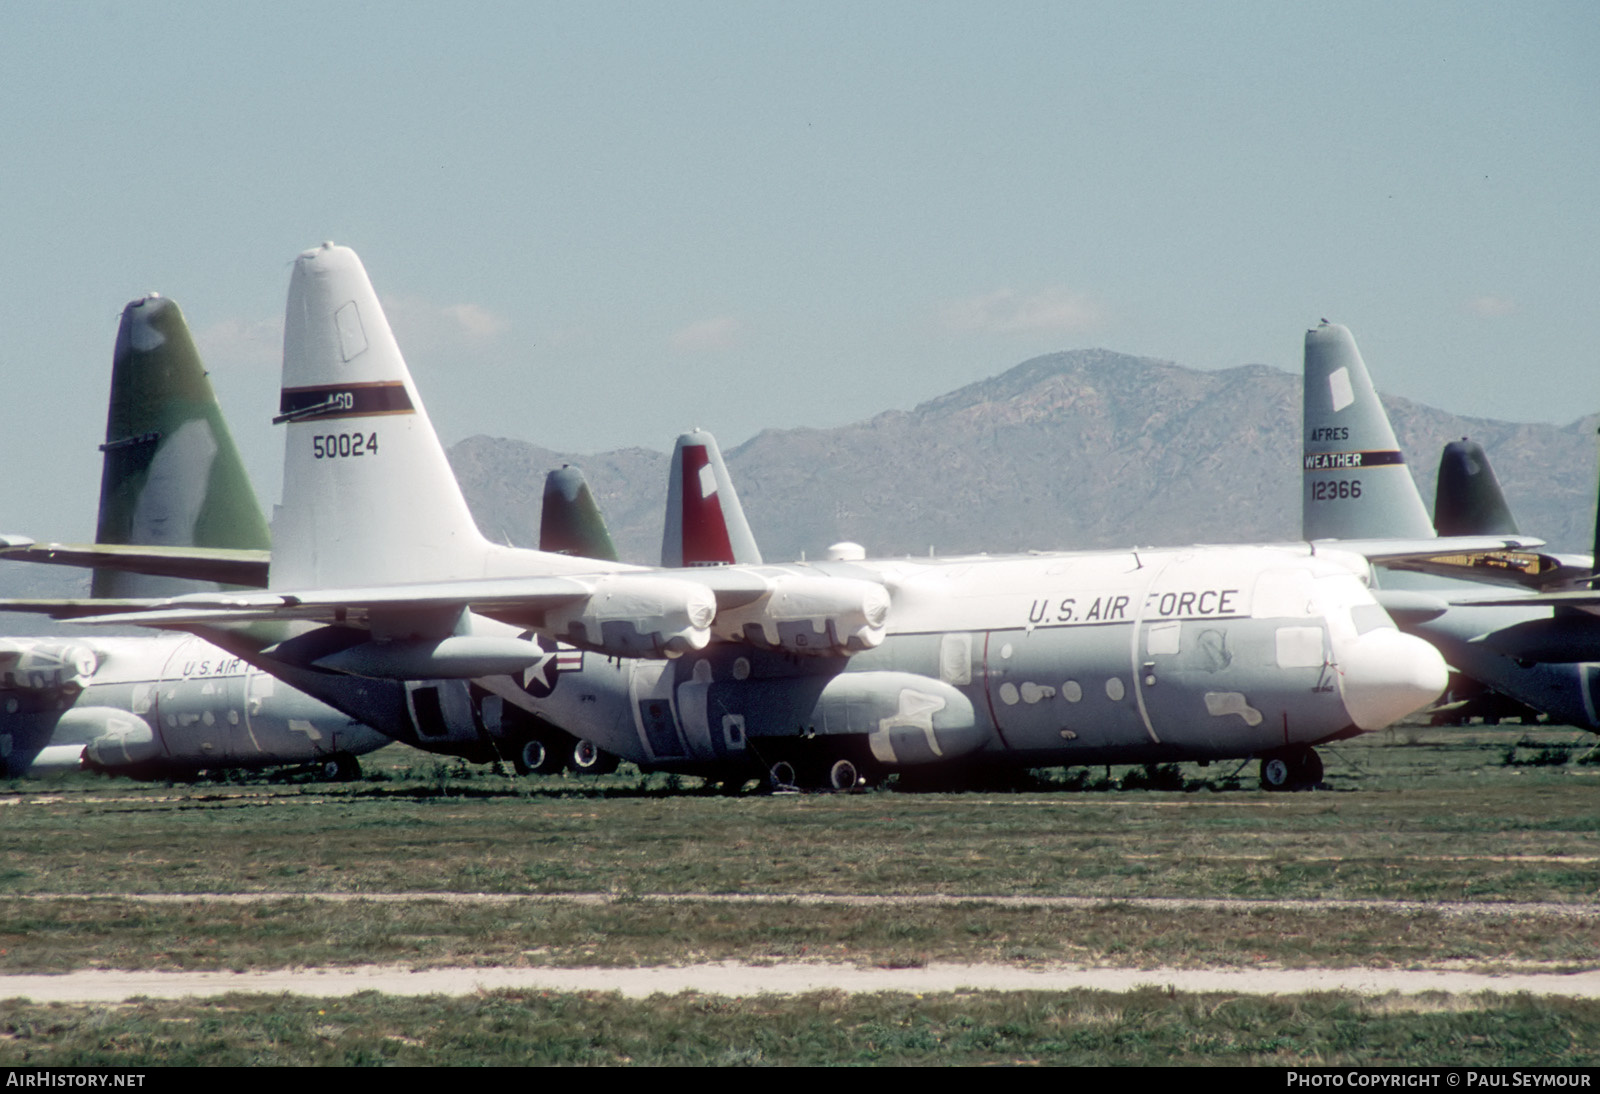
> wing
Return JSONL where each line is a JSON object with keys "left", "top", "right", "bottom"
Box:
{"left": 1310, "top": 535, "right": 1583, "bottom": 592}
{"left": 15, "top": 565, "right": 892, "bottom": 662}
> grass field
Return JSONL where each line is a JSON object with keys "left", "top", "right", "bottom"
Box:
{"left": 5, "top": 990, "right": 1598, "bottom": 1066}
{"left": 2, "top": 723, "right": 1597, "bottom": 1065}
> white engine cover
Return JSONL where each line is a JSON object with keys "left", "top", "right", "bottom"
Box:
{"left": 712, "top": 575, "right": 891, "bottom": 655}
{"left": 543, "top": 575, "right": 717, "bottom": 658}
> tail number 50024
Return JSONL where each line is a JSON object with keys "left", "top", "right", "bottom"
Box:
{"left": 312, "top": 433, "right": 378, "bottom": 459}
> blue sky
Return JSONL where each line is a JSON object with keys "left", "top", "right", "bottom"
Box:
{"left": 3, "top": 1, "right": 1596, "bottom": 540}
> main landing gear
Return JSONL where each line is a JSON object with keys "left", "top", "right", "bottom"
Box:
{"left": 511, "top": 731, "right": 566, "bottom": 776}
{"left": 318, "top": 752, "right": 362, "bottom": 782}
{"left": 508, "top": 729, "right": 619, "bottom": 777}
{"left": 568, "top": 737, "right": 620, "bottom": 776}
{"left": 1259, "top": 746, "right": 1323, "bottom": 792}
{"left": 765, "top": 755, "right": 874, "bottom": 792}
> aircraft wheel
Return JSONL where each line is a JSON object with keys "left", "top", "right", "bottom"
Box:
{"left": 320, "top": 753, "right": 361, "bottom": 782}
{"left": 513, "top": 733, "right": 565, "bottom": 776}
{"left": 768, "top": 760, "right": 798, "bottom": 791}
{"left": 569, "top": 738, "right": 620, "bottom": 776}
{"left": 828, "top": 758, "right": 862, "bottom": 791}
{"left": 1291, "top": 747, "right": 1324, "bottom": 787}
{"left": 1260, "top": 748, "right": 1321, "bottom": 791}
{"left": 1260, "top": 755, "right": 1292, "bottom": 791}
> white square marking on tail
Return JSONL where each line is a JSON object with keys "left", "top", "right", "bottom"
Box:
{"left": 335, "top": 301, "right": 368, "bottom": 362}
{"left": 1328, "top": 366, "right": 1354, "bottom": 413}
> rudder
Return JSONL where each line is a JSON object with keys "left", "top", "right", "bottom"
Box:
{"left": 1301, "top": 321, "right": 1433, "bottom": 541}
{"left": 661, "top": 428, "right": 762, "bottom": 567}
{"left": 93, "top": 295, "right": 271, "bottom": 597}
{"left": 271, "top": 243, "right": 495, "bottom": 590}
{"left": 1434, "top": 439, "right": 1519, "bottom": 536}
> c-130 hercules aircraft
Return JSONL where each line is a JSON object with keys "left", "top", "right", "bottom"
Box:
{"left": 1301, "top": 320, "right": 1600, "bottom": 733}
{"left": 0, "top": 293, "right": 390, "bottom": 778}
{"left": 38, "top": 244, "right": 1453, "bottom": 791}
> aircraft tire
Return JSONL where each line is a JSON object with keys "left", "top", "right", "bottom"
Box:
{"left": 1261, "top": 748, "right": 1321, "bottom": 791}
{"left": 320, "top": 753, "right": 362, "bottom": 782}
{"left": 569, "top": 738, "right": 620, "bottom": 776}
{"left": 1291, "top": 747, "right": 1324, "bottom": 788}
{"left": 828, "top": 758, "right": 862, "bottom": 791}
{"left": 767, "top": 760, "right": 799, "bottom": 791}
{"left": 513, "top": 733, "right": 565, "bottom": 776}
{"left": 1260, "top": 755, "right": 1292, "bottom": 792}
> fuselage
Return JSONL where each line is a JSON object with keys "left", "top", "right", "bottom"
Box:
{"left": 307, "top": 543, "right": 1444, "bottom": 778}
{"left": 0, "top": 633, "right": 389, "bottom": 777}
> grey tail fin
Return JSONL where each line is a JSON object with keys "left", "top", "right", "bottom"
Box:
{"left": 661, "top": 428, "right": 762, "bottom": 567}
{"left": 93, "top": 294, "right": 271, "bottom": 597}
{"left": 539, "top": 465, "right": 619, "bottom": 562}
{"left": 1301, "top": 321, "right": 1434, "bottom": 541}
{"left": 1433, "top": 439, "right": 1519, "bottom": 536}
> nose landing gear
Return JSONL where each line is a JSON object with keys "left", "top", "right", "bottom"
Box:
{"left": 1260, "top": 746, "right": 1324, "bottom": 791}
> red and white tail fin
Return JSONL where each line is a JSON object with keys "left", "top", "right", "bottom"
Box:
{"left": 660, "top": 428, "right": 762, "bottom": 567}
{"left": 271, "top": 243, "right": 496, "bottom": 590}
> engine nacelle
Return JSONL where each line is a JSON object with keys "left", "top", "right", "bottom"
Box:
{"left": 543, "top": 575, "right": 716, "bottom": 658}
{"left": 0, "top": 640, "right": 99, "bottom": 694}
{"left": 712, "top": 576, "right": 890, "bottom": 655}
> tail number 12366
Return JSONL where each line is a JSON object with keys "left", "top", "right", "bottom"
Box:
{"left": 312, "top": 433, "right": 378, "bottom": 459}
{"left": 1310, "top": 478, "right": 1360, "bottom": 501}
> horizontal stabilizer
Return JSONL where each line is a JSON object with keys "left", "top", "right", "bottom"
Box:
{"left": 0, "top": 542, "right": 269, "bottom": 588}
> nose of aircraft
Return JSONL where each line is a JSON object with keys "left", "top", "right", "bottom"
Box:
{"left": 1337, "top": 628, "right": 1449, "bottom": 731}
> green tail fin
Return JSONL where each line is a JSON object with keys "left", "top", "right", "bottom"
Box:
{"left": 93, "top": 295, "right": 270, "bottom": 597}
{"left": 539, "top": 465, "right": 619, "bottom": 562}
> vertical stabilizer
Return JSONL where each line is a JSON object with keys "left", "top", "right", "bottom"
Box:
{"left": 660, "top": 429, "right": 762, "bottom": 567}
{"left": 272, "top": 243, "right": 494, "bottom": 590}
{"left": 1433, "top": 439, "right": 1519, "bottom": 536}
{"left": 1301, "top": 321, "right": 1434, "bottom": 541}
{"left": 94, "top": 295, "right": 271, "bottom": 597}
{"left": 540, "top": 465, "right": 619, "bottom": 561}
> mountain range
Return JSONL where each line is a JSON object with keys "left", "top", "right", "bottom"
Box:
{"left": 452, "top": 348, "right": 1600, "bottom": 565}
{"left": 5, "top": 347, "right": 1594, "bottom": 639}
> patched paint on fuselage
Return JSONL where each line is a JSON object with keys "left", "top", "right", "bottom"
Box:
{"left": 0, "top": 634, "right": 387, "bottom": 776}
{"left": 493, "top": 544, "right": 1399, "bottom": 775}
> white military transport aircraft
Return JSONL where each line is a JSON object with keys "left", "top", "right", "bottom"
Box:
{"left": 36, "top": 245, "right": 1455, "bottom": 791}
